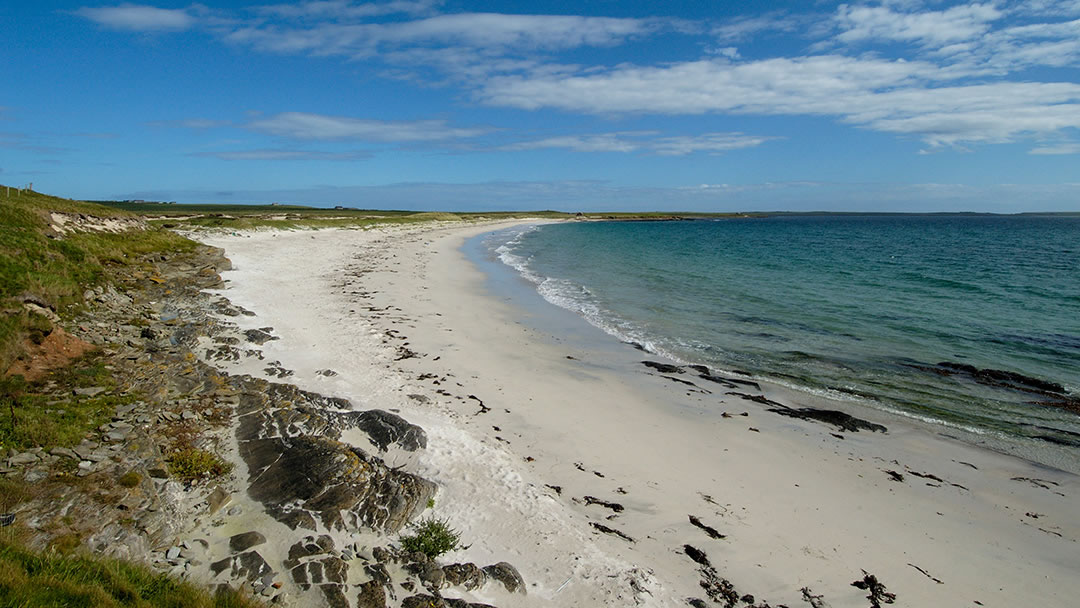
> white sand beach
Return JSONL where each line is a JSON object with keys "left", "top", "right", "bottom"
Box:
{"left": 198, "top": 221, "right": 1079, "bottom": 608}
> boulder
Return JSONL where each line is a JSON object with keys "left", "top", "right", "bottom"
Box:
{"left": 340, "top": 409, "right": 428, "bottom": 452}
{"left": 483, "top": 562, "right": 526, "bottom": 594}
{"left": 241, "top": 434, "right": 435, "bottom": 532}
{"left": 229, "top": 531, "right": 266, "bottom": 553}
{"left": 356, "top": 579, "right": 387, "bottom": 608}
{"left": 443, "top": 563, "right": 487, "bottom": 590}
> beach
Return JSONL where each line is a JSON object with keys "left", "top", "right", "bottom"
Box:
{"left": 198, "top": 221, "right": 1079, "bottom": 607}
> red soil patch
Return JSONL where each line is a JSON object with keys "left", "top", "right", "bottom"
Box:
{"left": 5, "top": 328, "right": 97, "bottom": 382}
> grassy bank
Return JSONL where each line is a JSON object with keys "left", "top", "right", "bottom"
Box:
{"left": 0, "top": 536, "right": 261, "bottom": 608}
{"left": 0, "top": 187, "right": 197, "bottom": 373}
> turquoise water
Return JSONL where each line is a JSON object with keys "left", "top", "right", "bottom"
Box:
{"left": 483, "top": 216, "right": 1080, "bottom": 469}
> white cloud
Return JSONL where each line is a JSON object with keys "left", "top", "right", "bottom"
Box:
{"left": 247, "top": 112, "right": 490, "bottom": 141}
{"left": 75, "top": 4, "right": 196, "bottom": 31}
{"left": 255, "top": 1, "right": 438, "bottom": 19}
{"left": 712, "top": 13, "right": 804, "bottom": 42}
{"left": 1015, "top": 0, "right": 1080, "bottom": 17}
{"left": 834, "top": 3, "right": 1003, "bottom": 47}
{"left": 505, "top": 134, "right": 642, "bottom": 153}
{"left": 480, "top": 55, "right": 937, "bottom": 114}
{"left": 148, "top": 118, "right": 234, "bottom": 129}
{"left": 1029, "top": 142, "right": 1080, "bottom": 154}
{"left": 502, "top": 131, "right": 775, "bottom": 155}
{"left": 479, "top": 56, "right": 1080, "bottom": 147}
{"left": 195, "top": 148, "right": 373, "bottom": 160}
{"left": 223, "top": 12, "right": 659, "bottom": 59}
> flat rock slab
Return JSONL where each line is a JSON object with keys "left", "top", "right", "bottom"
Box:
{"left": 229, "top": 530, "right": 267, "bottom": 553}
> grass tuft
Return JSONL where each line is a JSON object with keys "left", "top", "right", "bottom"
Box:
{"left": 167, "top": 448, "right": 232, "bottom": 482}
{"left": 399, "top": 516, "right": 461, "bottom": 559}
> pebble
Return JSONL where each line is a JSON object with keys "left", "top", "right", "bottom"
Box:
{"left": 166, "top": 546, "right": 181, "bottom": 560}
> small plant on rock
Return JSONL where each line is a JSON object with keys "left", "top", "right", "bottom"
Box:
{"left": 399, "top": 516, "right": 460, "bottom": 559}
{"left": 167, "top": 448, "right": 232, "bottom": 482}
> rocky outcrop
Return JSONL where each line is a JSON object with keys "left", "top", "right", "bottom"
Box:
{"left": 1, "top": 237, "right": 523, "bottom": 608}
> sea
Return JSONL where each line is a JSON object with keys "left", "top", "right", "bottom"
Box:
{"left": 473, "top": 215, "right": 1080, "bottom": 473}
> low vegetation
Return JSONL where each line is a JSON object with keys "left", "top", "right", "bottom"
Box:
{"left": 0, "top": 354, "right": 131, "bottom": 454}
{"left": 167, "top": 447, "right": 233, "bottom": 482}
{"left": 0, "top": 537, "right": 262, "bottom": 608}
{"left": 399, "top": 516, "right": 462, "bottom": 559}
{"left": 0, "top": 185, "right": 197, "bottom": 373}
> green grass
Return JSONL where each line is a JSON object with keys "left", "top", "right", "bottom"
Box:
{"left": 0, "top": 537, "right": 263, "bottom": 608}
{"left": 0, "top": 186, "right": 197, "bottom": 372}
{"left": 0, "top": 354, "right": 134, "bottom": 454}
{"left": 399, "top": 517, "right": 461, "bottom": 559}
{"left": 167, "top": 448, "right": 232, "bottom": 482}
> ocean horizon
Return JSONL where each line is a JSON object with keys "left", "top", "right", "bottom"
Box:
{"left": 475, "top": 214, "right": 1080, "bottom": 473}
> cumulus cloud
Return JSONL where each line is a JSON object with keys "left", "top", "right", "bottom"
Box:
{"left": 478, "top": 54, "right": 1080, "bottom": 147}
{"left": 75, "top": 4, "right": 196, "bottom": 31}
{"left": 247, "top": 112, "right": 490, "bottom": 141}
{"left": 77, "top": 2, "right": 1080, "bottom": 151}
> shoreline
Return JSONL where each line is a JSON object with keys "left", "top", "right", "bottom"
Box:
{"left": 198, "top": 221, "right": 1079, "bottom": 607}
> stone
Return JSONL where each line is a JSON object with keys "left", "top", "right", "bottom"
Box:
{"left": 320, "top": 556, "right": 348, "bottom": 584}
{"left": 244, "top": 328, "right": 277, "bottom": 345}
{"left": 285, "top": 535, "right": 335, "bottom": 568}
{"left": 443, "top": 563, "right": 487, "bottom": 591}
{"left": 241, "top": 433, "right": 435, "bottom": 533}
{"left": 166, "top": 546, "right": 181, "bottom": 560}
{"left": 355, "top": 579, "right": 387, "bottom": 608}
{"left": 230, "top": 531, "right": 267, "bottom": 553}
{"left": 483, "top": 562, "right": 526, "bottom": 594}
{"left": 7, "top": 452, "right": 39, "bottom": 466}
{"left": 48, "top": 447, "right": 79, "bottom": 460}
{"left": 340, "top": 409, "right": 428, "bottom": 452}
{"left": 74, "top": 386, "right": 106, "bottom": 397}
{"left": 418, "top": 563, "right": 445, "bottom": 589}
{"left": 207, "top": 486, "right": 230, "bottom": 516}
{"left": 320, "top": 584, "right": 350, "bottom": 608}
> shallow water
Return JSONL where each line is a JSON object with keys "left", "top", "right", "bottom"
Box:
{"left": 475, "top": 216, "right": 1080, "bottom": 471}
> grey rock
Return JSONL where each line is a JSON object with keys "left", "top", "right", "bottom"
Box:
{"left": 229, "top": 531, "right": 267, "bottom": 553}
{"left": 285, "top": 535, "right": 335, "bottom": 568}
{"left": 74, "top": 386, "right": 106, "bottom": 397}
{"left": 320, "top": 556, "right": 348, "bottom": 584}
{"left": 244, "top": 328, "right": 278, "bottom": 345}
{"left": 443, "top": 563, "right": 487, "bottom": 591}
{"left": 356, "top": 579, "right": 387, "bottom": 608}
{"left": 7, "top": 452, "right": 40, "bottom": 466}
{"left": 241, "top": 433, "right": 434, "bottom": 533}
{"left": 483, "top": 562, "right": 526, "bottom": 594}
{"left": 419, "top": 563, "right": 445, "bottom": 589}
{"left": 166, "top": 546, "right": 181, "bottom": 560}
{"left": 207, "top": 486, "right": 230, "bottom": 516}
{"left": 105, "top": 431, "right": 127, "bottom": 442}
{"left": 340, "top": 409, "right": 428, "bottom": 452}
{"left": 49, "top": 447, "right": 79, "bottom": 460}
{"left": 320, "top": 584, "right": 350, "bottom": 608}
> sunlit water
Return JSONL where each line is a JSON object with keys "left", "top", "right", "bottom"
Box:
{"left": 480, "top": 216, "right": 1080, "bottom": 471}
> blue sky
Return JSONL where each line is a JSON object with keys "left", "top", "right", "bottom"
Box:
{"left": 2, "top": 1, "right": 1079, "bottom": 211}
